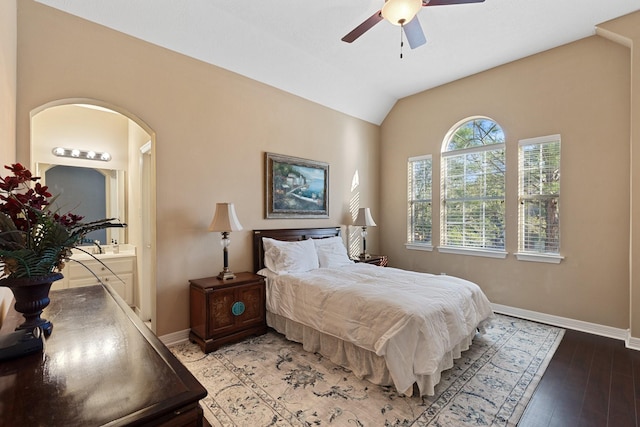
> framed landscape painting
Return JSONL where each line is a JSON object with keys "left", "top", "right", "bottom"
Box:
{"left": 265, "top": 152, "right": 329, "bottom": 218}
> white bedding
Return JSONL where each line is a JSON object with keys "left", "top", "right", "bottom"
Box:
{"left": 259, "top": 263, "right": 493, "bottom": 396}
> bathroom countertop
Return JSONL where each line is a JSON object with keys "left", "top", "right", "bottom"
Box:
{"left": 70, "top": 244, "right": 136, "bottom": 261}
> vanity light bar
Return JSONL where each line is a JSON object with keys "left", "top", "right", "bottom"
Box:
{"left": 52, "top": 147, "right": 111, "bottom": 162}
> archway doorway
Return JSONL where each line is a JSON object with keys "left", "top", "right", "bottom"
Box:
{"left": 30, "top": 99, "right": 157, "bottom": 331}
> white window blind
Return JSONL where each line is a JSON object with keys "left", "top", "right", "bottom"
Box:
{"left": 407, "top": 155, "right": 432, "bottom": 244}
{"left": 441, "top": 118, "right": 506, "bottom": 251}
{"left": 518, "top": 135, "right": 561, "bottom": 255}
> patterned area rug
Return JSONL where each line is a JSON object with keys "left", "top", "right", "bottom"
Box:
{"left": 171, "top": 314, "right": 564, "bottom": 426}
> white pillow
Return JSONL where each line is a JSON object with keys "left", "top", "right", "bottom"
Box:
{"left": 313, "top": 236, "right": 353, "bottom": 268}
{"left": 262, "top": 237, "right": 319, "bottom": 274}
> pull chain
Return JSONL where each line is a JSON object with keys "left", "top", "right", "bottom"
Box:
{"left": 400, "top": 24, "right": 404, "bottom": 59}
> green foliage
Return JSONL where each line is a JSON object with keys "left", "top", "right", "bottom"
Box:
{"left": 0, "top": 164, "right": 125, "bottom": 280}
{"left": 409, "top": 157, "right": 433, "bottom": 243}
{"left": 443, "top": 119, "right": 506, "bottom": 250}
{"left": 446, "top": 119, "right": 505, "bottom": 151}
{"left": 519, "top": 141, "right": 561, "bottom": 253}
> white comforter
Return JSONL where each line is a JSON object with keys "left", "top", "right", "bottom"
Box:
{"left": 261, "top": 263, "right": 493, "bottom": 394}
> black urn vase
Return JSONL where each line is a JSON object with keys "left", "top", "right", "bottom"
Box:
{"left": 0, "top": 272, "right": 63, "bottom": 337}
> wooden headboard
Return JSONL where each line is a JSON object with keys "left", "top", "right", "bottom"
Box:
{"left": 252, "top": 227, "right": 341, "bottom": 272}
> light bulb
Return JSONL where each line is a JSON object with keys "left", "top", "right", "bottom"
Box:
{"left": 381, "top": 0, "right": 422, "bottom": 26}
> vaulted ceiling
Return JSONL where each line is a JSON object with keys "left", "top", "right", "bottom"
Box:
{"left": 36, "top": 0, "right": 640, "bottom": 124}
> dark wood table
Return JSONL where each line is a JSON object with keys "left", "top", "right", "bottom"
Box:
{"left": 0, "top": 284, "right": 207, "bottom": 426}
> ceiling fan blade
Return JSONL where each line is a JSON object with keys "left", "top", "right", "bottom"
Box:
{"left": 341, "top": 11, "right": 383, "bottom": 43}
{"left": 423, "top": 0, "right": 485, "bottom": 5}
{"left": 403, "top": 17, "right": 427, "bottom": 49}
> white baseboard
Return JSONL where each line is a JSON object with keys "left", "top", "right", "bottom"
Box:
{"left": 627, "top": 336, "right": 640, "bottom": 350}
{"left": 159, "top": 328, "right": 190, "bottom": 347}
{"left": 491, "top": 303, "right": 640, "bottom": 350}
{"left": 160, "top": 307, "right": 640, "bottom": 351}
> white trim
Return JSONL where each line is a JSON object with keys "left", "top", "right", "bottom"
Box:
{"left": 441, "top": 115, "right": 503, "bottom": 153}
{"left": 159, "top": 328, "right": 190, "bottom": 346}
{"left": 408, "top": 153, "right": 432, "bottom": 162}
{"left": 441, "top": 142, "right": 505, "bottom": 157}
{"left": 518, "top": 134, "right": 561, "bottom": 147}
{"left": 492, "top": 303, "right": 633, "bottom": 347}
{"left": 437, "top": 246, "right": 508, "bottom": 259}
{"left": 405, "top": 243, "right": 433, "bottom": 251}
{"left": 514, "top": 252, "right": 564, "bottom": 264}
{"left": 140, "top": 140, "right": 152, "bottom": 154}
{"left": 627, "top": 336, "right": 640, "bottom": 351}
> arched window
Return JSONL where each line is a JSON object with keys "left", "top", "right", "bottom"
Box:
{"left": 441, "top": 117, "right": 506, "bottom": 254}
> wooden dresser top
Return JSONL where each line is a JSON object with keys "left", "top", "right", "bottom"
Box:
{"left": 0, "top": 284, "right": 206, "bottom": 426}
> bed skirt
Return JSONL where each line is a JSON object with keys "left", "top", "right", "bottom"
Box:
{"left": 266, "top": 311, "right": 478, "bottom": 396}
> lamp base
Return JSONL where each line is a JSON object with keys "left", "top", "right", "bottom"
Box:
{"left": 359, "top": 253, "right": 372, "bottom": 259}
{"left": 217, "top": 270, "right": 236, "bottom": 280}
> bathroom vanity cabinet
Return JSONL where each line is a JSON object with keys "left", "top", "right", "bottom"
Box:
{"left": 53, "top": 246, "right": 136, "bottom": 306}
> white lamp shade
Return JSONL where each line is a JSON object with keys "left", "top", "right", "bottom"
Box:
{"left": 208, "top": 203, "right": 243, "bottom": 232}
{"left": 353, "top": 208, "right": 377, "bottom": 227}
{"left": 381, "top": 0, "right": 422, "bottom": 26}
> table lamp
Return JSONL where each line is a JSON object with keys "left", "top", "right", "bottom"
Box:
{"left": 208, "top": 202, "right": 243, "bottom": 280}
{"left": 353, "top": 207, "right": 376, "bottom": 259}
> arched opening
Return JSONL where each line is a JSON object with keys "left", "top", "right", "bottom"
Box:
{"left": 30, "top": 99, "right": 157, "bottom": 331}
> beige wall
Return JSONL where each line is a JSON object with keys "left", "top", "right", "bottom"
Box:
{"left": 381, "top": 27, "right": 634, "bottom": 329}
{"left": 0, "top": 0, "right": 17, "bottom": 325}
{"left": 16, "top": 1, "right": 380, "bottom": 336}
{"left": 0, "top": 0, "right": 16, "bottom": 166}
{"left": 16, "top": 0, "right": 638, "bottom": 338}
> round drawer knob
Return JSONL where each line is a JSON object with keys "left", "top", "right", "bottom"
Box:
{"left": 231, "top": 301, "right": 245, "bottom": 316}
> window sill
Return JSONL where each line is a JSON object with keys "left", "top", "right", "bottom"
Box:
{"left": 515, "top": 252, "right": 564, "bottom": 264}
{"left": 405, "top": 243, "right": 433, "bottom": 251}
{"left": 437, "top": 246, "right": 508, "bottom": 259}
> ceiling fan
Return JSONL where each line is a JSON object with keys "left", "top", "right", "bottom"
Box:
{"left": 341, "top": 0, "right": 485, "bottom": 50}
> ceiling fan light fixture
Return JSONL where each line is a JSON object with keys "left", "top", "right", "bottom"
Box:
{"left": 381, "top": 0, "right": 422, "bottom": 26}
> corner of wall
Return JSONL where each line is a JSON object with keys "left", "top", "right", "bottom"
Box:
{"left": 0, "top": 0, "right": 17, "bottom": 326}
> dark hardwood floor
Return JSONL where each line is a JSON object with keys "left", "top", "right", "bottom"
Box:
{"left": 519, "top": 328, "right": 639, "bottom": 426}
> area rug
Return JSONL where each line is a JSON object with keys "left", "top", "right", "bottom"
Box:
{"left": 170, "top": 314, "right": 564, "bottom": 426}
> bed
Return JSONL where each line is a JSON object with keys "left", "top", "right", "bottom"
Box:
{"left": 252, "top": 227, "right": 493, "bottom": 397}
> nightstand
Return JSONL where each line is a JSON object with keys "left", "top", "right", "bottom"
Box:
{"left": 189, "top": 272, "right": 267, "bottom": 353}
{"left": 352, "top": 255, "right": 388, "bottom": 267}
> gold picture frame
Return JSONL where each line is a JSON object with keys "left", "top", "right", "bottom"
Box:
{"left": 265, "top": 152, "right": 329, "bottom": 219}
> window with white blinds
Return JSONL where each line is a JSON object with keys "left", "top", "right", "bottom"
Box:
{"left": 407, "top": 155, "right": 432, "bottom": 246}
{"left": 518, "top": 135, "right": 561, "bottom": 256}
{"left": 441, "top": 118, "right": 506, "bottom": 252}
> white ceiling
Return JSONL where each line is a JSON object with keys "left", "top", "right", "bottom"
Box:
{"left": 36, "top": 0, "right": 640, "bottom": 125}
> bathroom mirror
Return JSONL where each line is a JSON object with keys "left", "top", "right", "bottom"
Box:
{"left": 30, "top": 103, "right": 132, "bottom": 246}
{"left": 36, "top": 163, "right": 126, "bottom": 246}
